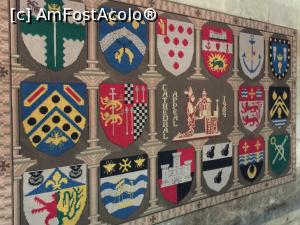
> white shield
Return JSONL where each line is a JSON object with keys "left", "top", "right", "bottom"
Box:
{"left": 157, "top": 17, "right": 194, "bottom": 76}
{"left": 203, "top": 142, "right": 232, "bottom": 192}
{"left": 239, "top": 32, "right": 264, "bottom": 79}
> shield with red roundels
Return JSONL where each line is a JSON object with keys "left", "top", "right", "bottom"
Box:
{"left": 239, "top": 85, "right": 264, "bottom": 132}
{"left": 156, "top": 17, "right": 194, "bottom": 76}
{"left": 201, "top": 24, "right": 233, "bottom": 78}
{"left": 99, "top": 83, "right": 148, "bottom": 148}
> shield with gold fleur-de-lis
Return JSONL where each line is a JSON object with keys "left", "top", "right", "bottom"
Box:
{"left": 21, "top": 82, "right": 87, "bottom": 156}
{"left": 99, "top": 7, "right": 147, "bottom": 74}
{"left": 23, "top": 165, "right": 87, "bottom": 225}
{"left": 99, "top": 83, "right": 148, "bottom": 148}
{"left": 100, "top": 154, "right": 148, "bottom": 219}
{"left": 269, "top": 86, "right": 290, "bottom": 128}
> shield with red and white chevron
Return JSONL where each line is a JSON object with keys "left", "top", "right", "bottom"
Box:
{"left": 99, "top": 83, "right": 148, "bottom": 148}
{"left": 156, "top": 17, "right": 194, "bottom": 76}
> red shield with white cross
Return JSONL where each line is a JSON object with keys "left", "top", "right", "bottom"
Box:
{"left": 201, "top": 24, "right": 233, "bottom": 78}
{"left": 156, "top": 17, "right": 194, "bottom": 76}
{"left": 239, "top": 86, "right": 264, "bottom": 132}
{"left": 99, "top": 83, "right": 148, "bottom": 148}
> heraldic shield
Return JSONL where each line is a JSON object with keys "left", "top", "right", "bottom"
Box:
{"left": 239, "top": 32, "right": 264, "bottom": 79}
{"left": 23, "top": 165, "right": 87, "bottom": 225}
{"left": 239, "top": 85, "right": 264, "bottom": 132}
{"left": 21, "top": 82, "right": 87, "bottom": 156}
{"left": 99, "top": 7, "right": 147, "bottom": 74}
{"left": 239, "top": 136, "right": 264, "bottom": 182}
{"left": 203, "top": 142, "right": 232, "bottom": 192}
{"left": 20, "top": 0, "right": 86, "bottom": 71}
{"left": 201, "top": 24, "right": 233, "bottom": 78}
{"left": 157, "top": 147, "right": 195, "bottom": 204}
{"left": 156, "top": 17, "right": 194, "bottom": 76}
{"left": 99, "top": 83, "right": 148, "bottom": 148}
{"left": 269, "top": 86, "right": 290, "bottom": 128}
{"left": 269, "top": 37, "right": 291, "bottom": 79}
{"left": 100, "top": 154, "right": 148, "bottom": 219}
{"left": 269, "top": 133, "right": 290, "bottom": 176}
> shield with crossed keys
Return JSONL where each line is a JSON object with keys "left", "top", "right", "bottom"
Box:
{"left": 268, "top": 133, "right": 290, "bottom": 176}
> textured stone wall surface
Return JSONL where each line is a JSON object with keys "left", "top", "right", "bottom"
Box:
{"left": 158, "top": 1, "right": 300, "bottom": 225}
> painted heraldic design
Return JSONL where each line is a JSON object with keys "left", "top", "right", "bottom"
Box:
{"left": 269, "top": 37, "right": 290, "bottom": 79}
{"left": 269, "top": 133, "right": 290, "bottom": 176}
{"left": 157, "top": 147, "right": 195, "bottom": 204}
{"left": 23, "top": 165, "right": 87, "bottom": 225}
{"left": 239, "top": 136, "right": 264, "bottom": 182}
{"left": 99, "top": 83, "right": 148, "bottom": 148}
{"left": 239, "top": 32, "right": 264, "bottom": 79}
{"left": 239, "top": 85, "right": 264, "bottom": 132}
{"left": 202, "top": 24, "right": 233, "bottom": 78}
{"left": 99, "top": 7, "right": 147, "bottom": 74}
{"left": 100, "top": 154, "right": 148, "bottom": 219}
{"left": 203, "top": 142, "right": 232, "bottom": 192}
{"left": 269, "top": 86, "right": 290, "bottom": 128}
{"left": 20, "top": 0, "right": 86, "bottom": 71}
{"left": 156, "top": 17, "right": 194, "bottom": 76}
{"left": 21, "top": 82, "right": 87, "bottom": 156}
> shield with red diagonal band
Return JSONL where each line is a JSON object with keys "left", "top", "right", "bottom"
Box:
{"left": 156, "top": 17, "right": 194, "bottom": 76}
{"left": 157, "top": 147, "right": 195, "bottom": 204}
{"left": 99, "top": 83, "right": 148, "bottom": 148}
{"left": 201, "top": 24, "right": 233, "bottom": 78}
{"left": 239, "top": 85, "right": 264, "bottom": 132}
{"left": 239, "top": 136, "right": 264, "bottom": 182}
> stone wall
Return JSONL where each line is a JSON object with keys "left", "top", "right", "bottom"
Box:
{"left": 158, "top": 1, "right": 300, "bottom": 225}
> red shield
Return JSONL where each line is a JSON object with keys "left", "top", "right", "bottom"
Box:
{"left": 239, "top": 86, "right": 264, "bottom": 132}
{"left": 99, "top": 83, "right": 148, "bottom": 148}
{"left": 201, "top": 24, "right": 233, "bottom": 78}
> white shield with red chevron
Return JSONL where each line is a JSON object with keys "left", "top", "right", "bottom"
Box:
{"left": 156, "top": 17, "right": 194, "bottom": 76}
{"left": 239, "top": 86, "right": 264, "bottom": 132}
{"left": 99, "top": 83, "right": 148, "bottom": 148}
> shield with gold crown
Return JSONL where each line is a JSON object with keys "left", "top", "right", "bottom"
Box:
{"left": 20, "top": 81, "right": 87, "bottom": 156}
{"left": 23, "top": 165, "right": 87, "bottom": 225}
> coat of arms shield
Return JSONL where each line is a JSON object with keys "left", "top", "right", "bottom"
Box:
{"left": 99, "top": 7, "right": 147, "bottom": 74}
{"left": 239, "top": 85, "right": 264, "bottom": 132}
{"left": 269, "top": 133, "right": 290, "bottom": 176}
{"left": 23, "top": 165, "right": 87, "bottom": 225}
{"left": 21, "top": 82, "right": 87, "bottom": 156}
{"left": 20, "top": 0, "right": 86, "bottom": 71}
{"left": 239, "top": 136, "right": 264, "bottom": 182}
{"left": 239, "top": 32, "right": 264, "bottom": 79}
{"left": 201, "top": 24, "right": 233, "bottom": 78}
{"left": 203, "top": 142, "right": 232, "bottom": 192}
{"left": 269, "top": 37, "right": 291, "bottom": 79}
{"left": 100, "top": 154, "right": 148, "bottom": 219}
{"left": 99, "top": 83, "right": 148, "bottom": 148}
{"left": 156, "top": 17, "right": 194, "bottom": 76}
{"left": 157, "top": 147, "right": 195, "bottom": 204}
{"left": 269, "top": 86, "right": 290, "bottom": 128}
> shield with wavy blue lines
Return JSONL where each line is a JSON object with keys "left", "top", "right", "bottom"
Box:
{"left": 100, "top": 154, "right": 148, "bottom": 219}
{"left": 21, "top": 82, "right": 87, "bottom": 156}
{"left": 99, "top": 7, "right": 147, "bottom": 74}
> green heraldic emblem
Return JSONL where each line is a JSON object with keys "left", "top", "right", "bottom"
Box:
{"left": 268, "top": 133, "right": 290, "bottom": 176}
{"left": 20, "top": 0, "right": 86, "bottom": 71}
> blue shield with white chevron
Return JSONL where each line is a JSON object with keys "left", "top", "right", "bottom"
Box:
{"left": 100, "top": 154, "right": 148, "bottom": 219}
{"left": 99, "top": 7, "right": 147, "bottom": 74}
{"left": 20, "top": 82, "right": 87, "bottom": 156}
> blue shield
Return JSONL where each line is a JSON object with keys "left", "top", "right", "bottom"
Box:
{"left": 21, "top": 82, "right": 87, "bottom": 156}
{"left": 99, "top": 7, "right": 147, "bottom": 74}
{"left": 269, "top": 38, "right": 290, "bottom": 79}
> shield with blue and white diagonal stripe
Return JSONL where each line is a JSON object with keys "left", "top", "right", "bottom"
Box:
{"left": 99, "top": 7, "right": 147, "bottom": 74}
{"left": 21, "top": 82, "right": 87, "bottom": 156}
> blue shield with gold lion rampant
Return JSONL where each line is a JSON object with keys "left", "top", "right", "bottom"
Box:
{"left": 99, "top": 7, "right": 147, "bottom": 74}
{"left": 20, "top": 82, "right": 87, "bottom": 156}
